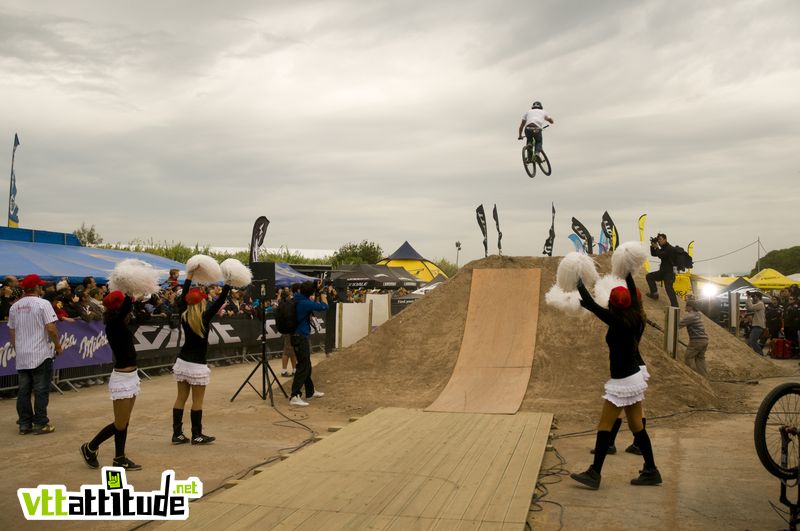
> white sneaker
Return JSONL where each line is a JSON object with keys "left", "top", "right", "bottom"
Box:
{"left": 308, "top": 391, "right": 325, "bottom": 400}
{"left": 289, "top": 396, "right": 309, "bottom": 407}
{"left": 280, "top": 370, "right": 289, "bottom": 377}
{"left": 536, "top": 152, "right": 545, "bottom": 162}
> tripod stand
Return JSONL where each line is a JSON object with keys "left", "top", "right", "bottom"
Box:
{"left": 231, "top": 288, "right": 287, "bottom": 405}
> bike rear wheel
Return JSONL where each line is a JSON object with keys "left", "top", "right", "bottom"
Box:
{"left": 537, "top": 150, "right": 552, "bottom": 176}
{"left": 754, "top": 382, "right": 800, "bottom": 480}
{"left": 522, "top": 145, "right": 536, "bottom": 178}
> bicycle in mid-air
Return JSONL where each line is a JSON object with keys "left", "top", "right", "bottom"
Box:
{"left": 754, "top": 382, "right": 800, "bottom": 529}
{"left": 520, "top": 124, "right": 551, "bottom": 178}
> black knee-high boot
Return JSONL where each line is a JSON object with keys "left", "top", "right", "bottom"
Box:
{"left": 631, "top": 428, "right": 662, "bottom": 485}
{"left": 571, "top": 431, "right": 610, "bottom": 489}
{"left": 114, "top": 425, "right": 128, "bottom": 458}
{"left": 190, "top": 410, "right": 215, "bottom": 445}
{"left": 88, "top": 423, "right": 116, "bottom": 452}
{"left": 172, "top": 408, "right": 188, "bottom": 444}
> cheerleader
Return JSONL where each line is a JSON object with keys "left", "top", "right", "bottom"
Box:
{"left": 171, "top": 270, "right": 231, "bottom": 445}
{"left": 570, "top": 273, "right": 662, "bottom": 489}
{"left": 80, "top": 291, "right": 142, "bottom": 471}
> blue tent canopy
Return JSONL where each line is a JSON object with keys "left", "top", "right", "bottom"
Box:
{"left": 275, "top": 262, "right": 317, "bottom": 288}
{"left": 0, "top": 240, "right": 185, "bottom": 284}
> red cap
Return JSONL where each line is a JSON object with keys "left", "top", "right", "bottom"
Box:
{"left": 609, "top": 286, "right": 632, "bottom": 309}
{"left": 186, "top": 288, "right": 208, "bottom": 305}
{"left": 20, "top": 274, "right": 46, "bottom": 290}
{"left": 102, "top": 290, "right": 125, "bottom": 310}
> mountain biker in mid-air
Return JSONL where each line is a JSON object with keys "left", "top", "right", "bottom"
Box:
{"left": 518, "top": 101, "right": 554, "bottom": 162}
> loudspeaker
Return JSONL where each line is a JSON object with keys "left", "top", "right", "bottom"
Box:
{"left": 250, "top": 262, "right": 276, "bottom": 300}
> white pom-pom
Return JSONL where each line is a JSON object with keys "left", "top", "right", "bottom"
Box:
{"left": 108, "top": 259, "right": 161, "bottom": 298}
{"left": 556, "top": 252, "right": 600, "bottom": 292}
{"left": 186, "top": 255, "right": 223, "bottom": 285}
{"left": 593, "top": 275, "right": 626, "bottom": 309}
{"left": 545, "top": 284, "right": 585, "bottom": 314}
{"left": 220, "top": 259, "right": 252, "bottom": 288}
{"left": 611, "top": 241, "right": 648, "bottom": 278}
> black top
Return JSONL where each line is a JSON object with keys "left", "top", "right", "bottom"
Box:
{"left": 578, "top": 274, "right": 642, "bottom": 379}
{"left": 106, "top": 296, "right": 137, "bottom": 369}
{"left": 177, "top": 279, "right": 231, "bottom": 365}
{"left": 650, "top": 243, "right": 675, "bottom": 274}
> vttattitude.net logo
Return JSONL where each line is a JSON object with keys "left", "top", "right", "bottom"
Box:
{"left": 18, "top": 467, "right": 203, "bottom": 520}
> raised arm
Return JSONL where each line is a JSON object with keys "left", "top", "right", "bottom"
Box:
{"left": 577, "top": 279, "right": 614, "bottom": 325}
{"left": 625, "top": 274, "right": 639, "bottom": 308}
{"left": 205, "top": 285, "right": 232, "bottom": 321}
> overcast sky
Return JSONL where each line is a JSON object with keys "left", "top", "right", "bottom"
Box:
{"left": 2, "top": 0, "right": 798, "bottom": 274}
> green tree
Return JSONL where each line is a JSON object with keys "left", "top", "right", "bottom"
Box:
{"left": 331, "top": 240, "right": 383, "bottom": 267}
{"left": 751, "top": 246, "right": 800, "bottom": 276}
{"left": 433, "top": 257, "right": 458, "bottom": 278}
{"left": 74, "top": 223, "right": 103, "bottom": 245}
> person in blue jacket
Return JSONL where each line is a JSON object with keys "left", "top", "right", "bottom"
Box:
{"left": 289, "top": 281, "right": 328, "bottom": 406}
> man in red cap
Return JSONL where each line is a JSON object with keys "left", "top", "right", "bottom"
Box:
{"left": 7, "top": 274, "right": 64, "bottom": 435}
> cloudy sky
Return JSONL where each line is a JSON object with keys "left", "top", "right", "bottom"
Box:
{"left": 2, "top": 0, "right": 798, "bottom": 274}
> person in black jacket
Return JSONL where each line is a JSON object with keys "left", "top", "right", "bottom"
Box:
{"left": 645, "top": 233, "right": 679, "bottom": 307}
{"left": 570, "top": 274, "right": 662, "bottom": 489}
{"left": 80, "top": 291, "right": 142, "bottom": 471}
{"left": 171, "top": 271, "right": 231, "bottom": 445}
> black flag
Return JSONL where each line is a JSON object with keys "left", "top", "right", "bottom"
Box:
{"left": 543, "top": 202, "right": 556, "bottom": 256}
{"left": 249, "top": 216, "right": 270, "bottom": 265}
{"left": 571, "top": 217, "right": 594, "bottom": 255}
{"left": 601, "top": 211, "right": 619, "bottom": 251}
{"left": 492, "top": 204, "right": 503, "bottom": 256}
{"left": 476, "top": 204, "right": 488, "bottom": 258}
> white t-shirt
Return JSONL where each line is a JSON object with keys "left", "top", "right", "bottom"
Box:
{"left": 7, "top": 296, "right": 59, "bottom": 370}
{"left": 521, "top": 109, "right": 551, "bottom": 129}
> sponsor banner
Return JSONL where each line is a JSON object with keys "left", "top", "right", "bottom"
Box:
{"left": 0, "top": 315, "right": 328, "bottom": 377}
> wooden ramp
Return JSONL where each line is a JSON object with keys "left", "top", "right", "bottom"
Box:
{"left": 158, "top": 408, "right": 552, "bottom": 530}
{"left": 426, "top": 268, "right": 541, "bottom": 414}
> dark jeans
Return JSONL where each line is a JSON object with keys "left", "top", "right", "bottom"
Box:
{"left": 17, "top": 358, "right": 54, "bottom": 428}
{"left": 525, "top": 126, "right": 543, "bottom": 155}
{"left": 646, "top": 270, "right": 679, "bottom": 307}
{"left": 290, "top": 335, "right": 314, "bottom": 398}
{"left": 748, "top": 326, "right": 764, "bottom": 355}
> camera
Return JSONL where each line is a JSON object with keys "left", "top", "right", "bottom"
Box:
{"left": 650, "top": 236, "right": 659, "bottom": 245}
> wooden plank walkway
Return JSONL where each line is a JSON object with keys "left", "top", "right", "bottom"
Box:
{"left": 157, "top": 407, "right": 553, "bottom": 530}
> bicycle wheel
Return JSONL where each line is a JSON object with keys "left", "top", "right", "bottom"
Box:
{"left": 754, "top": 382, "right": 800, "bottom": 480}
{"left": 522, "top": 145, "right": 536, "bottom": 178}
{"left": 537, "top": 150, "right": 552, "bottom": 176}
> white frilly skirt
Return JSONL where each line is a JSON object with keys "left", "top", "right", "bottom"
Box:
{"left": 108, "top": 370, "right": 140, "bottom": 400}
{"left": 639, "top": 364, "right": 650, "bottom": 383}
{"left": 173, "top": 358, "right": 211, "bottom": 386}
{"left": 603, "top": 369, "right": 647, "bottom": 407}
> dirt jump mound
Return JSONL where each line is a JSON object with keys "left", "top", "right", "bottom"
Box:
{"left": 314, "top": 255, "right": 788, "bottom": 423}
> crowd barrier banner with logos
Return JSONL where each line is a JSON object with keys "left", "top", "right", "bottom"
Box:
{"left": 0, "top": 315, "right": 328, "bottom": 378}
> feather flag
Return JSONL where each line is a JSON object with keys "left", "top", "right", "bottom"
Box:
{"left": 601, "top": 211, "right": 619, "bottom": 251}
{"left": 638, "top": 214, "right": 649, "bottom": 272}
{"left": 542, "top": 202, "right": 555, "bottom": 256}
{"left": 492, "top": 204, "right": 502, "bottom": 256}
{"left": 571, "top": 217, "right": 594, "bottom": 255}
{"left": 567, "top": 234, "right": 585, "bottom": 253}
{"left": 249, "top": 216, "right": 269, "bottom": 264}
{"left": 7, "top": 134, "right": 20, "bottom": 228}
{"left": 476, "top": 204, "right": 488, "bottom": 257}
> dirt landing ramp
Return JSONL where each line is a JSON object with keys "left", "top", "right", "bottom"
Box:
{"left": 426, "top": 268, "right": 541, "bottom": 414}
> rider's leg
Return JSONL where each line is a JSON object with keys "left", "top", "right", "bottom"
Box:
{"left": 533, "top": 129, "right": 543, "bottom": 155}
{"left": 525, "top": 129, "right": 534, "bottom": 161}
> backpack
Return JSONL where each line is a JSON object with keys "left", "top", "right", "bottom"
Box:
{"left": 274, "top": 298, "right": 298, "bottom": 334}
{"left": 672, "top": 246, "right": 694, "bottom": 272}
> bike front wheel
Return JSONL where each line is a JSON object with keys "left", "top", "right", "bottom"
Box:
{"left": 537, "top": 150, "right": 552, "bottom": 176}
{"left": 754, "top": 382, "right": 800, "bottom": 480}
{"left": 522, "top": 145, "right": 536, "bottom": 178}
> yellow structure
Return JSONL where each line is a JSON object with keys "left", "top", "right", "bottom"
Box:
{"left": 747, "top": 268, "right": 800, "bottom": 290}
{"left": 377, "top": 241, "right": 447, "bottom": 283}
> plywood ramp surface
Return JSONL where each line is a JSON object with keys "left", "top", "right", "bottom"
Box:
{"left": 156, "top": 408, "right": 552, "bottom": 530}
{"left": 426, "top": 268, "right": 541, "bottom": 414}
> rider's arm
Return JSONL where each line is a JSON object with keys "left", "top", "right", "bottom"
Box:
{"left": 518, "top": 119, "right": 526, "bottom": 139}
{"left": 546, "top": 116, "right": 554, "bottom": 124}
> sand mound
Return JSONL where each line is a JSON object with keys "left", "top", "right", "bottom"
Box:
{"left": 314, "top": 255, "right": 789, "bottom": 422}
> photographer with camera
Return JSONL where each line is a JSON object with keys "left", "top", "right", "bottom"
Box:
{"left": 745, "top": 291, "right": 766, "bottom": 355}
{"left": 645, "top": 233, "right": 679, "bottom": 307}
{"left": 288, "top": 281, "right": 328, "bottom": 407}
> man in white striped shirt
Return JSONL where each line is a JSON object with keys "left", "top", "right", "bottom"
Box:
{"left": 8, "top": 274, "right": 64, "bottom": 435}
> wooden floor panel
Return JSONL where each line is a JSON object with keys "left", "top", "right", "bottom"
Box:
{"left": 157, "top": 408, "right": 552, "bottom": 530}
